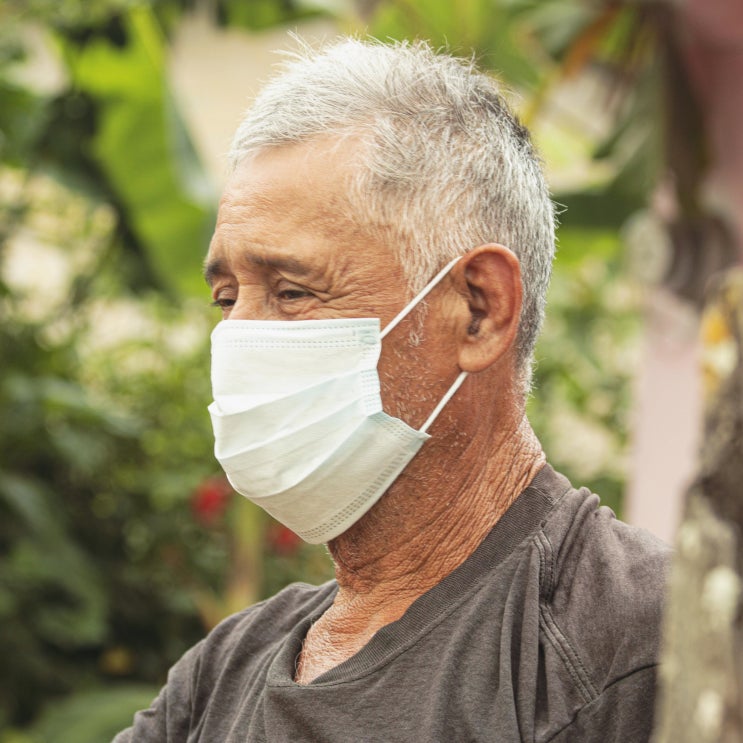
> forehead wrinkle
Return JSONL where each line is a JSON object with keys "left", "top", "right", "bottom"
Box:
{"left": 217, "top": 188, "right": 355, "bottom": 251}
{"left": 216, "top": 190, "right": 277, "bottom": 228}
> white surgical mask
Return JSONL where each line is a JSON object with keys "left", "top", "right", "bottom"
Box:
{"left": 208, "top": 257, "right": 467, "bottom": 544}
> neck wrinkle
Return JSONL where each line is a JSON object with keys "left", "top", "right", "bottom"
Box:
{"left": 327, "top": 412, "right": 545, "bottom": 607}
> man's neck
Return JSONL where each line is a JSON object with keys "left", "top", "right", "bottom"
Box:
{"left": 294, "top": 414, "right": 545, "bottom": 684}
{"left": 331, "top": 415, "right": 544, "bottom": 595}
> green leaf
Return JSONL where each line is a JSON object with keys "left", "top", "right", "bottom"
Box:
{"left": 554, "top": 187, "right": 644, "bottom": 230}
{"left": 0, "top": 81, "right": 50, "bottom": 165}
{"left": 521, "top": 1, "right": 593, "bottom": 58}
{"left": 9, "top": 539, "right": 108, "bottom": 648}
{"left": 219, "top": 0, "right": 326, "bottom": 30}
{"left": 61, "top": 6, "right": 216, "bottom": 297}
{"left": 367, "top": 0, "right": 540, "bottom": 89}
{"left": 0, "top": 474, "right": 61, "bottom": 539}
{"left": 28, "top": 685, "right": 160, "bottom": 743}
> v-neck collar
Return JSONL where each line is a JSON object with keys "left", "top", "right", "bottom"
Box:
{"left": 267, "top": 465, "right": 568, "bottom": 687}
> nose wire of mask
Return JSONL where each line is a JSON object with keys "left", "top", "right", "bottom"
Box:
{"left": 209, "top": 255, "right": 468, "bottom": 544}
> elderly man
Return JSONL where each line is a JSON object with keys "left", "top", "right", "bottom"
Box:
{"left": 116, "top": 38, "right": 669, "bottom": 742}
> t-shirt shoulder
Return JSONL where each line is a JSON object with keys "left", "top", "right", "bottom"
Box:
{"left": 540, "top": 484, "right": 672, "bottom": 693}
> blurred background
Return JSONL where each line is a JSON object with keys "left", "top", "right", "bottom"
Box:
{"left": 0, "top": 0, "right": 741, "bottom": 739}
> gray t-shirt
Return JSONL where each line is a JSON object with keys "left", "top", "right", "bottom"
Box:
{"left": 114, "top": 466, "right": 670, "bottom": 742}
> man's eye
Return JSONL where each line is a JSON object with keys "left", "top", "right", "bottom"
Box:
{"left": 277, "top": 289, "right": 311, "bottom": 301}
{"left": 210, "top": 297, "right": 235, "bottom": 309}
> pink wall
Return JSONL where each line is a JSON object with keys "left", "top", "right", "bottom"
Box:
{"left": 626, "top": 0, "right": 743, "bottom": 543}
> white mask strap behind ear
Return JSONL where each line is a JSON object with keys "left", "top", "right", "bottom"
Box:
{"left": 379, "top": 255, "right": 468, "bottom": 434}
{"left": 380, "top": 256, "right": 462, "bottom": 340}
{"left": 420, "top": 370, "right": 468, "bottom": 433}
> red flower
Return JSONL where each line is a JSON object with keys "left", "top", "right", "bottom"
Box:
{"left": 266, "top": 522, "right": 302, "bottom": 556}
{"left": 191, "top": 476, "right": 233, "bottom": 526}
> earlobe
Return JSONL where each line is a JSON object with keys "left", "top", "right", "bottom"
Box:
{"left": 454, "top": 244, "right": 522, "bottom": 374}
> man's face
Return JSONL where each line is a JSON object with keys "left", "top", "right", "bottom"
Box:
{"left": 205, "top": 136, "right": 461, "bottom": 427}
{"left": 205, "top": 137, "right": 406, "bottom": 327}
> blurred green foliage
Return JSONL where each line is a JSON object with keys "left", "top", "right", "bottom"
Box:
{"left": 8, "top": 685, "right": 168, "bottom": 743}
{"left": 0, "top": 1, "right": 334, "bottom": 736}
{"left": 1, "top": 268, "right": 217, "bottom": 729}
{"left": 529, "top": 227, "right": 641, "bottom": 515}
{"left": 0, "top": 0, "right": 653, "bottom": 738}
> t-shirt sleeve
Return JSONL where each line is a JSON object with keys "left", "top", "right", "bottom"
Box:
{"left": 112, "top": 640, "right": 203, "bottom": 743}
{"left": 543, "top": 665, "right": 658, "bottom": 743}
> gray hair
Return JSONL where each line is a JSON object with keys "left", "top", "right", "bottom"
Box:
{"left": 230, "top": 37, "right": 556, "bottom": 391}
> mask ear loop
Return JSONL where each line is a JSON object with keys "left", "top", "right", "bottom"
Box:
{"left": 420, "top": 370, "right": 468, "bottom": 433}
{"left": 378, "top": 255, "right": 468, "bottom": 434}
{"left": 379, "top": 256, "right": 463, "bottom": 340}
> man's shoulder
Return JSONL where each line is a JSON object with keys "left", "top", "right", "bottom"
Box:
{"left": 527, "top": 465, "right": 672, "bottom": 594}
{"left": 539, "top": 474, "right": 671, "bottom": 689}
{"left": 542, "top": 480, "right": 672, "bottom": 606}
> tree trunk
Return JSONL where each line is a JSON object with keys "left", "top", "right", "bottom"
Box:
{"left": 653, "top": 268, "right": 743, "bottom": 742}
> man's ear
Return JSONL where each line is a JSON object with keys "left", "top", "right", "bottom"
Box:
{"left": 451, "top": 244, "right": 522, "bottom": 374}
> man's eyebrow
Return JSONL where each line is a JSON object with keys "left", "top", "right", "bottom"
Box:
{"left": 203, "top": 253, "right": 315, "bottom": 286}
{"left": 203, "top": 258, "right": 226, "bottom": 287}
{"left": 246, "top": 253, "right": 314, "bottom": 276}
